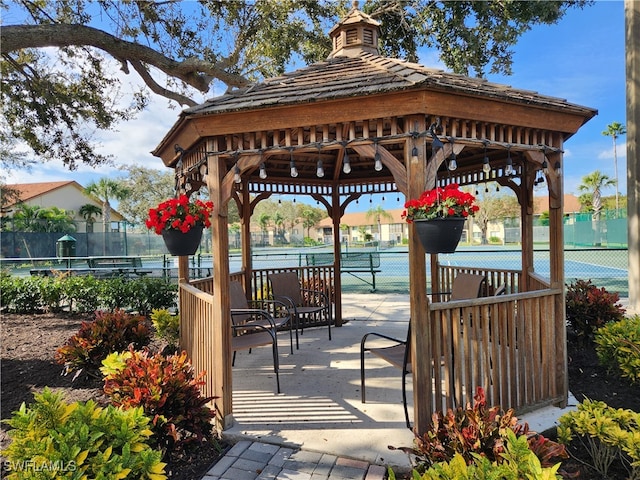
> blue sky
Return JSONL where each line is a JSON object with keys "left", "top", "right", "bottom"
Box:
{"left": 5, "top": 1, "right": 627, "bottom": 211}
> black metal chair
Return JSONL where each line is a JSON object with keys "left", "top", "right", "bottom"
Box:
{"left": 230, "top": 280, "right": 289, "bottom": 393}
{"left": 268, "top": 271, "right": 332, "bottom": 346}
{"left": 360, "top": 323, "right": 412, "bottom": 429}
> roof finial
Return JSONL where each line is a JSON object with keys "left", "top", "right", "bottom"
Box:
{"left": 352, "top": 0, "right": 359, "bottom": 9}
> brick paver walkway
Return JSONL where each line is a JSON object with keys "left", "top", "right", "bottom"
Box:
{"left": 203, "top": 440, "right": 387, "bottom": 480}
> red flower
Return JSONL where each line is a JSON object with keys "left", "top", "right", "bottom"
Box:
{"left": 402, "top": 183, "right": 479, "bottom": 222}
{"left": 145, "top": 194, "right": 214, "bottom": 235}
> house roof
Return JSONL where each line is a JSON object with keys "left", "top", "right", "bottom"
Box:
{"left": 4, "top": 181, "right": 83, "bottom": 205}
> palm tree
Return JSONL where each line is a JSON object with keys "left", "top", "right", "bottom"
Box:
{"left": 79, "top": 203, "right": 102, "bottom": 233}
{"left": 577, "top": 170, "right": 616, "bottom": 221}
{"left": 83, "top": 179, "right": 130, "bottom": 232}
{"left": 602, "top": 122, "right": 626, "bottom": 216}
{"left": 578, "top": 170, "right": 616, "bottom": 246}
{"left": 365, "top": 205, "right": 393, "bottom": 248}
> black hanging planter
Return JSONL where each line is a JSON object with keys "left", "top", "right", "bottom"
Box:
{"left": 161, "top": 224, "right": 204, "bottom": 256}
{"left": 414, "top": 217, "right": 466, "bottom": 253}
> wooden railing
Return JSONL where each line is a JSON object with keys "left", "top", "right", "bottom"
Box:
{"left": 436, "top": 264, "right": 521, "bottom": 299}
{"left": 178, "top": 281, "right": 216, "bottom": 399}
{"left": 426, "top": 287, "right": 564, "bottom": 414}
{"left": 187, "top": 265, "right": 336, "bottom": 329}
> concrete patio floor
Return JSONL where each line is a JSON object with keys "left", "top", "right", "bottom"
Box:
{"left": 223, "top": 293, "right": 578, "bottom": 471}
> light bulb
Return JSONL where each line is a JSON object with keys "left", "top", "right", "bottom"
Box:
{"left": 234, "top": 164, "right": 241, "bottom": 183}
{"left": 448, "top": 154, "right": 457, "bottom": 171}
{"left": 316, "top": 160, "right": 324, "bottom": 178}
{"left": 542, "top": 160, "right": 549, "bottom": 175}
{"left": 343, "top": 157, "right": 351, "bottom": 174}
{"left": 505, "top": 164, "right": 514, "bottom": 175}
{"left": 374, "top": 152, "right": 383, "bottom": 171}
{"left": 482, "top": 157, "right": 491, "bottom": 173}
{"left": 411, "top": 146, "right": 419, "bottom": 163}
{"left": 290, "top": 161, "right": 298, "bottom": 178}
{"left": 554, "top": 161, "right": 562, "bottom": 175}
{"left": 259, "top": 162, "right": 267, "bottom": 179}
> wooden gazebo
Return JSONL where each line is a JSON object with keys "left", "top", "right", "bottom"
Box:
{"left": 152, "top": 5, "right": 597, "bottom": 433}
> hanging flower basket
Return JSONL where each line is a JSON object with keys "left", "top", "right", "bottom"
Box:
{"left": 402, "top": 183, "right": 479, "bottom": 254}
{"left": 145, "top": 194, "right": 214, "bottom": 257}
{"left": 414, "top": 217, "right": 466, "bottom": 253}
{"left": 161, "top": 224, "right": 204, "bottom": 256}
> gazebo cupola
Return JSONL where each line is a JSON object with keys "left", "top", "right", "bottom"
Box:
{"left": 328, "top": 1, "right": 380, "bottom": 58}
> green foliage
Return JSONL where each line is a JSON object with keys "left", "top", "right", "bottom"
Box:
{"left": 558, "top": 398, "right": 640, "bottom": 479}
{"left": 408, "top": 431, "right": 561, "bottom": 480}
{"left": 37, "top": 276, "right": 66, "bottom": 313}
{"left": 565, "top": 279, "right": 626, "bottom": 339}
{"left": 0, "top": 273, "right": 177, "bottom": 315}
{"left": 0, "top": 275, "right": 42, "bottom": 313}
{"left": 401, "top": 387, "right": 567, "bottom": 472}
{"left": 99, "top": 276, "right": 139, "bottom": 311}
{"left": 150, "top": 309, "right": 180, "bottom": 350}
{"left": 101, "top": 348, "right": 216, "bottom": 453}
{"left": 127, "top": 277, "right": 178, "bottom": 316}
{"left": 1, "top": 388, "right": 166, "bottom": 480}
{"left": 61, "top": 275, "right": 101, "bottom": 313}
{"left": 595, "top": 315, "right": 640, "bottom": 385}
{"left": 55, "top": 310, "right": 151, "bottom": 377}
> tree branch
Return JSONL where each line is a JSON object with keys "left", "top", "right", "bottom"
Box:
{"left": 1, "top": 24, "right": 250, "bottom": 98}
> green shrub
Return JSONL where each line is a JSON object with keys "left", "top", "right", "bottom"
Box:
{"left": 1, "top": 388, "right": 166, "bottom": 480}
{"left": 101, "top": 348, "right": 216, "bottom": 453}
{"left": 38, "top": 276, "right": 66, "bottom": 313}
{"left": 5, "top": 276, "right": 43, "bottom": 313}
{"left": 150, "top": 308, "right": 180, "bottom": 351}
{"left": 0, "top": 272, "right": 19, "bottom": 312}
{"left": 390, "top": 430, "right": 561, "bottom": 480}
{"left": 127, "top": 277, "right": 178, "bottom": 316}
{"left": 395, "top": 387, "right": 567, "bottom": 473}
{"left": 595, "top": 315, "right": 640, "bottom": 385}
{"left": 55, "top": 310, "right": 151, "bottom": 378}
{"left": 565, "top": 279, "right": 626, "bottom": 340}
{"left": 99, "top": 276, "right": 139, "bottom": 312}
{"left": 61, "top": 275, "right": 101, "bottom": 313}
{"left": 558, "top": 398, "right": 640, "bottom": 479}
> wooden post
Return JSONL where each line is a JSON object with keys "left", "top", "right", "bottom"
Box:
{"left": 332, "top": 189, "right": 343, "bottom": 327}
{"left": 208, "top": 150, "right": 233, "bottom": 430}
{"left": 408, "top": 116, "right": 432, "bottom": 433}
{"left": 547, "top": 147, "right": 567, "bottom": 405}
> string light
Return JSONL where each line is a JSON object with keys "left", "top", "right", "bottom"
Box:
{"left": 259, "top": 162, "right": 267, "bottom": 179}
{"left": 316, "top": 148, "right": 324, "bottom": 177}
{"left": 448, "top": 137, "right": 457, "bottom": 171}
{"left": 374, "top": 142, "right": 383, "bottom": 171}
{"left": 343, "top": 146, "right": 351, "bottom": 174}
{"left": 233, "top": 164, "right": 241, "bottom": 183}
{"left": 289, "top": 150, "right": 298, "bottom": 178}
{"left": 505, "top": 146, "right": 514, "bottom": 176}
{"left": 482, "top": 141, "right": 491, "bottom": 173}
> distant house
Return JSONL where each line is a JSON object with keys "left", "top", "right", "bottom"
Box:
{"left": 2, "top": 181, "right": 126, "bottom": 233}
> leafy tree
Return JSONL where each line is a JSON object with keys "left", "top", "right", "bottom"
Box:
{"left": 11, "top": 203, "right": 75, "bottom": 232}
{"left": 577, "top": 170, "right": 616, "bottom": 221}
{"left": 257, "top": 212, "right": 271, "bottom": 246}
{"left": 115, "top": 166, "right": 176, "bottom": 227}
{"left": 601, "top": 122, "right": 626, "bottom": 215}
{"left": 474, "top": 185, "right": 520, "bottom": 244}
{"left": 84, "top": 178, "right": 131, "bottom": 233}
{"left": 78, "top": 203, "right": 102, "bottom": 233}
{"left": 1, "top": 0, "right": 589, "bottom": 169}
{"left": 299, "top": 204, "right": 326, "bottom": 239}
